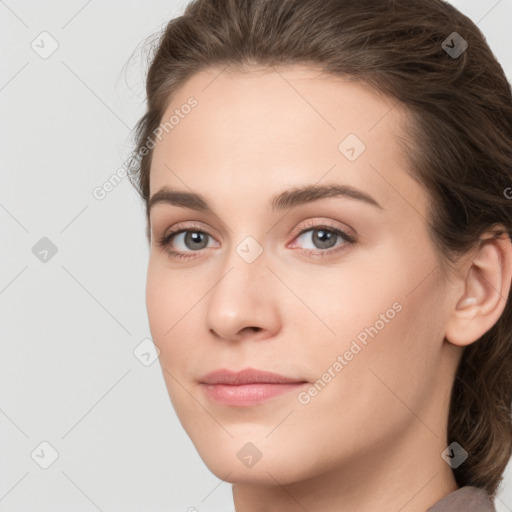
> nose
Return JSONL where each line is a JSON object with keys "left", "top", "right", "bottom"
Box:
{"left": 205, "top": 246, "right": 282, "bottom": 342}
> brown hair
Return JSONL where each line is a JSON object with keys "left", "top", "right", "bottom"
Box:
{"left": 127, "top": 0, "right": 512, "bottom": 497}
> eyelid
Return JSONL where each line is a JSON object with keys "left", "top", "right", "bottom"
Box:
{"left": 157, "top": 218, "right": 356, "bottom": 259}
{"left": 159, "top": 218, "right": 353, "bottom": 242}
{"left": 288, "top": 218, "right": 356, "bottom": 242}
{"left": 159, "top": 221, "right": 216, "bottom": 241}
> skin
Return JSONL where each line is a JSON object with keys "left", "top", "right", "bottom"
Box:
{"left": 145, "top": 65, "right": 512, "bottom": 511}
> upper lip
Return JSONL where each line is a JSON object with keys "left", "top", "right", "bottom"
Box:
{"left": 200, "top": 367, "right": 307, "bottom": 385}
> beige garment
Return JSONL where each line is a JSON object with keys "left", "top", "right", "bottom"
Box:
{"left": 427, "top": 486, "right": 496, "bottom": 512}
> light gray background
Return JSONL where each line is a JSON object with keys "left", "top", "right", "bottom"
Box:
{"left": 1, "top": 1, "right": 511, "bottom": 511}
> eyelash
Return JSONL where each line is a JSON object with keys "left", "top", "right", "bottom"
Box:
{"left": 157, "top": 221, "right": 356, "bottom": 261}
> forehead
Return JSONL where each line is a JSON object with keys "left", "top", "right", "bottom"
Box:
{"left": 149, "top": 65, "right": 418, "bottom": 213}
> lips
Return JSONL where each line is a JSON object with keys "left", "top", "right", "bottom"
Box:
{"left": 200, "top": 367, "right": 305, "bottom": 385}
{"left": 199, "top": 367, "right": 308, "bottom": 406}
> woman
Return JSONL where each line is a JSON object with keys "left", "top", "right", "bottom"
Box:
{"left": 128, "top": 0, "right": 512, "bottom": 510}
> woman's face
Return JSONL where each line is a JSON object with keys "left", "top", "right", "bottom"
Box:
{"left": 146, "top": 65, "right": 460, "bottom": 486}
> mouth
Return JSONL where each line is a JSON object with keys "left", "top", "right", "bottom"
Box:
{"left": 199, "top": 367, "right": 309, "bottom": 407}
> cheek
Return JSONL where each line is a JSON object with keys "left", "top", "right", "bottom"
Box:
{"left": 289, "top": 285, "right": 445, "bottom": 471}
{"left": 145, "top": 258, "right": 207, "bottom": 374}
{"left": 145, "top": 260, "right": 185, "bottom": 358}
{"left": 286, "top": 251, "right": 419, "bottom": 349}
{"left": 145, "top": 261, "right": 171, "bottom": 341}
{"left": 302, "top": 242, "right": 447, "bottom": 407}
{"left": 319, "top": 270, "right": 445, "bottom": 425}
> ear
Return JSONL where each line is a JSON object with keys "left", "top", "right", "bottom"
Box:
{"left": 445, "top": 230, "right": 512, "bottom": 347}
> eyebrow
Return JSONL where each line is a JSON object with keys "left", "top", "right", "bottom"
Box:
{"left": 148, "top": 183, "right": 383, "bottom": 215}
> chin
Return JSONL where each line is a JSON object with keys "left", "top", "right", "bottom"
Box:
{"left": 183, "top": 429, "right": 319, "bottom": 486}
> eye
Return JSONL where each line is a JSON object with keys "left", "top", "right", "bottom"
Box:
{"left": 157, "top": 221, "right": 356, "bottom": 261}
{"left": 290, "top": 222, "right": 356, "bottom": 257}
{"left": 157, "top": 226, "right": 219, "bottom": 260}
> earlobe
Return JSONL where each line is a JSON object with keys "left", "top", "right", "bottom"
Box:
{"left": 445, "top": 231, "right": 512, "bottom": 347}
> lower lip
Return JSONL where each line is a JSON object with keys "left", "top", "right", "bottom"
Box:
{"left": 201, "top": 382, "right": 307, "bottom": 406}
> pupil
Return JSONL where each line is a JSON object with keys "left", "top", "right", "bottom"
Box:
{"left": 314, "top": 229, "right": 335, "bottom": 249}
{"left": 186, "top": 231, "right": 207, "bottom": 249}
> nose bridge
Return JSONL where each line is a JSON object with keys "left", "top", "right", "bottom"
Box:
{"left": 217, "top": 230, "right": 269, "bottom": 293}
{"left": 205, "top": 235, "right": 280, "bottom": 340}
